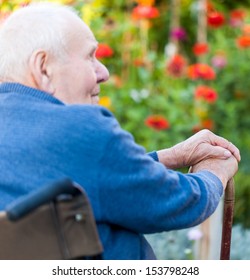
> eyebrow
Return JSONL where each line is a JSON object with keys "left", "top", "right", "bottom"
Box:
{"left": 89, "top": 38, "right": 98, "bottom": 48}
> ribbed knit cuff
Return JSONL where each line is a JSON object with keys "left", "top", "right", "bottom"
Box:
{"left": 148, "top": 151, "right": 159, "bottom": 162}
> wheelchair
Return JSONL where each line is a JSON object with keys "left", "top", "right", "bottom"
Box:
{"left": 0, "top": 179, "right": 103, "bottom": 260}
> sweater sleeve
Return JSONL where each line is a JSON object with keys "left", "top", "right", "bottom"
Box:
{"left": 95, "top": 113, "right": 223, "bottom": 234}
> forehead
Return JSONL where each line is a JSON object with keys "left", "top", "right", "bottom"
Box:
{"left": 63, "top": 17, "right": 97, "bottom": 56}
{"left": 82, "top": 22, "right": 96, "bottom": 42}
{"left": 70, "top": 19, "right": 98, "bottom": 51}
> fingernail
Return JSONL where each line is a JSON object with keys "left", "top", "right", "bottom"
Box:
{"left": 224, "top": 150, "right": 232, "bottom": 157}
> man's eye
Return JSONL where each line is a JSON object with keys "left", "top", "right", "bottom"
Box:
{"left": 89, "top": 54, "right": 95, "bottom": 61}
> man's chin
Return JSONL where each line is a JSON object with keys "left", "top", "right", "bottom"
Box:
{"left": 91, "top": 95, "right": 100, "bottom": 105}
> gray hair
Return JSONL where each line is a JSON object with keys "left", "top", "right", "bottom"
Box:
{"left": 0, "top": 2, "right": 82, "bottom": 81}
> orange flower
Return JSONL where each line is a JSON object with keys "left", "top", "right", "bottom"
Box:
{"left": 95, "top": 43, "right": 114, "bottom": 59}
{"left": 207, "top": 1, "right": 214, "bottom": 13}
{"left": 133, "top": 58, "right": 146, "bottom": 67}
{"left": 207, "top": 11, "right": 225, "bottom": 28}
{"left": 192, "top": 119, "right": 214, "bottom": 133}
{"left": 166, "top": 54, "right": 186, "bottom": 77}
{"left": 202, "top": 119, "right": 214, "bottom": 130}
{"left": 194, "top": 85, "right": 218, "bottom": 103}
{"left": 242, "top": 24, "right": 250, "bottom": 35}
{"left": 187, "top": 64, "right": 216, "bottom": 80}
{"left": 135, "top": 0, "right": 155, "bottom": 5}
{"left": 145, "top": 115, "right": 170, "bottom": 130}
{"left": 192, "top": 43, "right": 209, "bottom": 56}
{"left": 236, "top": 35, "right": 250, "bottom": 48}
{"left": 132, "top": 5, "right": 159, "bottom": 20}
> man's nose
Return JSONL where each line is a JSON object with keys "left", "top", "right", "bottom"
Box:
{"left": 96, "top": 61, "right": 110, "bottom": 83}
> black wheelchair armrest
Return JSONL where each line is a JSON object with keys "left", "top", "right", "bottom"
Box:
{"left": 6, "top": 178, "right": 81, "bottom": 221}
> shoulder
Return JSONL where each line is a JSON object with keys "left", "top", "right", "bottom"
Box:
{"left": 64, "top": 104, "right": 119, "bottom": 131}
{"left": 50, "top": 104, "right": 129, "bottom": 143}
{"left": 49, "top": 104, "right": 117, "bottom": 127}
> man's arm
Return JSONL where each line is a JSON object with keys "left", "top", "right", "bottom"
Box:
{"left": 92, "top": 111, "right": 238, "bottom": 233}
{"left": 75, "top": 106, "right": 238, "bottom": 234}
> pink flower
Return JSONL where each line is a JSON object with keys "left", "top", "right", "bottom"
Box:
{"left": 229, "top": 10, "right": 246, "bottom": 27}
{"left": 211, "top": 54, "right": 227, "bottom": 69}
{"left": 187, "top": 228, "right": 203, "bottom": 241}
{"left": 170, "top": 27, "right": 187, "bottom": 41}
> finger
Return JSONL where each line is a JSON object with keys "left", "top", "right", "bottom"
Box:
{"left": 206, "top": 146, "right": 233, "bottom": 160}
{"left": 227, "top": 142, "right": 241, "bottom": 162}
{"left": 208, "top": 133, "right": 241, "bottom": 162}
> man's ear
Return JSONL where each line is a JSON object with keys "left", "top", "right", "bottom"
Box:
{"left": 28, "top": 50, "right": 54, "bottom": 93}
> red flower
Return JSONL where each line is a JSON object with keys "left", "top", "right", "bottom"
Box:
{"left": 145, "top": 115, "right": 170, "bottom": 130}
{"left": 207, "top": 11, "right": 225, "bottom": 28}
{"left": 230, "top": 9, "right": 246, "bottom": 20}
{"left": 187, "top": 64, "right": 216, "bottom": 80}
{"left": 95, "top": 43, "right": 114, "bottom": 59}
{"left": 194, "top": 85, "right": 218, "bottom": 103}
{"left": 166, "top": 54, "right": 186, "bottom": 77}
{"left": 192, "top": 43, "right": 209, "bottom": 56}
{"left": 132, "top": 5, "right": 159, "bottom": 20}
{"left": 236, "top": 36, "right": 250, "bottom": 48}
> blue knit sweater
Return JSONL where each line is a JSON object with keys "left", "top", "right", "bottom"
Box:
{"left": 0, "top": 83, "right": 223, "bottom": 259}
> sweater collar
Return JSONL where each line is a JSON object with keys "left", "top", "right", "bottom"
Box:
{"left": 0, "top": 82, "right": 64, "bottom": 105}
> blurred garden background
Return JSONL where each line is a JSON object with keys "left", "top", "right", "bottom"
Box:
{"left": 1, "top": 0, "right": 250, "bottom": 259}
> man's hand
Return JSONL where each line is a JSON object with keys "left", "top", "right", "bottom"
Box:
{"left": 157, "top": 129, "right": 240, "bottom": 169}
{"left": 190, "top": 156, "right": 238, "bottom": 190}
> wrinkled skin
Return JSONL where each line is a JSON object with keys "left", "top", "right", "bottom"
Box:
{"left": 157, "top": 129, "right": 240, "bottom": 169}
{"left": 157, "top": 129, "right": 240, "bottom": 189}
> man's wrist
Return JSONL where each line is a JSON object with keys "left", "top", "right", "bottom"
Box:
{"left": 157, "top": 147, "right": 179, "bottom": 169}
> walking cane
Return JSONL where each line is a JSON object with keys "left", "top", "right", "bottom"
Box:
{"left": 220, "top": 178, "right": 235, "bottom": 260}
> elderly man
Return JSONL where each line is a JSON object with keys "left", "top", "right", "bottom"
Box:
{"left": 0, "top": 3, "right": 239, "bottom": 259}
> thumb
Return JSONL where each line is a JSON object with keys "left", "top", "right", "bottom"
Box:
{"left": 209, "top": 146, "right": 232, "bottom": 159}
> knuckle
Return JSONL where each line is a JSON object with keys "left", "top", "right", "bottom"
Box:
{"left": 200, "top": 129, "right": 211, "bottom": 136}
